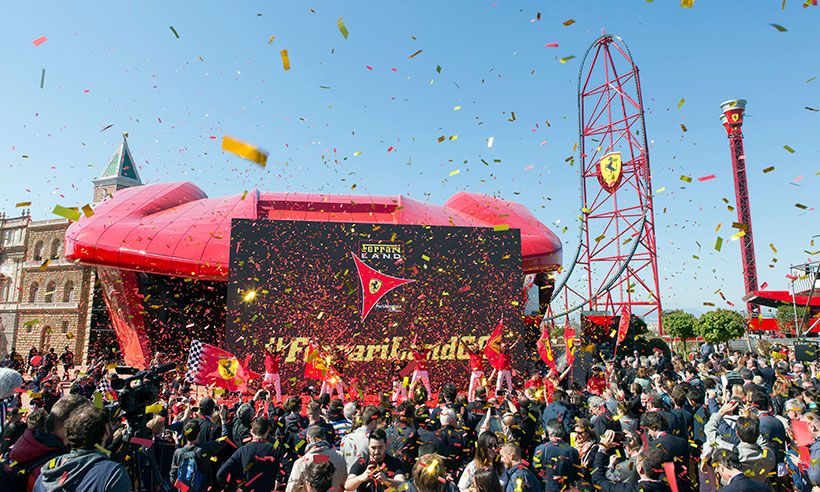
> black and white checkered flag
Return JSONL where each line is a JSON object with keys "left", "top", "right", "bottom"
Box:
{"left": 185, "top": 339, "right": 204, "bottom": 383}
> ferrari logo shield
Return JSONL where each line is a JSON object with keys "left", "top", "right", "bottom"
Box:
{"left": 597, "top": 152, "right": 623, "bottom": 193}
{"left": 731, "top": 113, "right": 739, "bottom": 122}
{"left": 218, "top": 357, "right": 239, "bottom": 380}
{"left": 369, "top": 278, "right": 382, "bottom": 294}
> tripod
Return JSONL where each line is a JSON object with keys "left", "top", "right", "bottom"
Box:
{"left": 114, "top": 419, "right": 172, "bottom": 492}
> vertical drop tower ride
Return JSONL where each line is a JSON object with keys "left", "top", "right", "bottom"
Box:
{"left": 720, "top": 99, "right": 760, "bottom": 317}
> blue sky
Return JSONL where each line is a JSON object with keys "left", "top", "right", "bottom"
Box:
{"left": 0, "top": 1, "right": 816, "bottom": 314}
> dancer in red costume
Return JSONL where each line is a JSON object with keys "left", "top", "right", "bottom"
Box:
{"left": 263, "top": 340, "right": 292, "bottom": 403}
{"left": 460, "top": 340, "right": 486, "bottom": 402}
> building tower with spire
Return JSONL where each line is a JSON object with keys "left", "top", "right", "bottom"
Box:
{"left": 92, "top": 133, "right": 142, "bottom": 203}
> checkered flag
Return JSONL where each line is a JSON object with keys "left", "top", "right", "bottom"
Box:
{"left": 185, "top": 339, "right": 204, "bottom": 383}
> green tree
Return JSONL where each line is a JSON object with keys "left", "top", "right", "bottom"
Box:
{"left": 695, "top": 309, "right": 746, "bottom": 344}
{"left": 775, "top": 304, "right": 809, "bottom": 336}
{"left": 662, "top": 310, "right": 698, "bottom": 353}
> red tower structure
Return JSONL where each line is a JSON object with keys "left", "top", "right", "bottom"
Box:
{"left": 549, "top": 34, "right": 663, "bottom": 332}
{"left": 720, "top": 99, "right": 760, "bottom": 316}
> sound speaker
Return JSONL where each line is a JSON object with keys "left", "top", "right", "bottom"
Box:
{"left": 794, "top": 344, "right": 819, "bottom": 363}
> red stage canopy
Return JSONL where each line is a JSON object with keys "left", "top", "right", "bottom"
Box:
{"left": 65, "top": 182, "right": 562, "bottom": 279}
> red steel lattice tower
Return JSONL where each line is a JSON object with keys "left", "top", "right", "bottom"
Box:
{"left": 550, "top": 34, "right": 663, "bottom": 332}
{"left": 720, "top": 99, "right": 760, "bottom": 316}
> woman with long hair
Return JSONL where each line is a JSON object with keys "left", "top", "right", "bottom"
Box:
{"left": 572, "top": 418, "right": 599, "bottom": 477}
{"left": 469, "top": 467, "right": 502, "bottom": 492}
{"left": 457, "top": 432, "right": 501, "bottom": 492}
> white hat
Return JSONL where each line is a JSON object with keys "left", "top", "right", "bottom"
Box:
{"left": 0, "top": 368, "right": 23, "bottom": 400}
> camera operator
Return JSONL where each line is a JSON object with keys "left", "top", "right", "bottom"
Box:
{"left": 34, "top": 403, "right": 132, "bottom": 492}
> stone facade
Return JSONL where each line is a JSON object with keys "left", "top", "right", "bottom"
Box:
{"left": 0, "top": 211, "right": 31, "bottom": 354}
{"left": 14, "top": 219, "right": 95, "bottom": 363}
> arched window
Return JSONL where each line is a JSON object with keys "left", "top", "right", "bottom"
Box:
{"left": 33, "top": 240, "right": 44, "bottom": 261}
{"left": 44, "top": 281, "right": 56, "bottom": 303}
{"left": 63, "top": 280, "right": 74, "bottom": 303}
{"left": 29, "top": 282, "right": 39, "bottom": 303}
{"left": 50, "top": 239, "right": 61, "bottom": 259}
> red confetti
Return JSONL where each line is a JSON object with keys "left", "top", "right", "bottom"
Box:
{"left": 698, "top": 174, "right": 716, "bottom": 182}
{"left": 544, "top": 42, "right": 559, "bottom": 48}
{"left": 32, "top": 36, "right": 48, "bottom": 46}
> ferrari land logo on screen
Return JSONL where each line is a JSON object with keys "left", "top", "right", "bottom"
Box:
{"left": 351, "top": 253, "right": 414, "bottom": 321}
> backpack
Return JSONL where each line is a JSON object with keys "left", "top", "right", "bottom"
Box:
{"left": 176, "top": 448, "right": 206, "bottom": 492}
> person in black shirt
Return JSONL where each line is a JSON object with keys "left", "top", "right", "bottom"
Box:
{"left": 345, "top": 428, "right": 407, "bottom": 492}
{"left": 217, "top": 417, "right": 285, "bottom": 491}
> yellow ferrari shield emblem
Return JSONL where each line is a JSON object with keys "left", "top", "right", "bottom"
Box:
{"left": 731, "top": 113, "right": 739, "bottom": 122}
{"left": 217, "top": 357, "right": 239, "bottom": 380}
{"left": 598, "top": 152, "right": 623, "bottom": 193}
{"left": 368, "top": 278, "right": 382, "bottom": 294}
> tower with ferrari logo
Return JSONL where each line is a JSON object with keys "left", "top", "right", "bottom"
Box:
{"left": 550, "top": 34, "right": 663, "bottom": 332}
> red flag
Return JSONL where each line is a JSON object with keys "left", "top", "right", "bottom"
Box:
{"left": 351, "top": 253, "right": 415, "bottom": 321}
{"left": 617, "top": 305, "right": 630, "bottom": 344}
{"left": 304, "top": 344, "right": 331, "bottom": 380}
{"left": 564, "top": 323, "right": 576, "bottom": 366}
{"left": 484, "top": 318, "right": 506, "bottom": 369}
{"left": 662, "top": 462, "right": 679, "bottom": 492}
{"left": 537, "top": 320, "right": 556, "bottom": 370}
{"left": 188, "top": 341, "right": 258, "bottom": 393}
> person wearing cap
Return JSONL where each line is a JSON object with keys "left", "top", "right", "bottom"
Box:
{"left": 288, "top": 425, "right": 348, "bottom": 492}
{"left": 589, "top": 395, "right": 620, "bottom": 439}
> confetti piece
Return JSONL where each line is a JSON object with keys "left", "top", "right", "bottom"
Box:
{"left": 763, "top": 166, "right": 775, "bottom": 173}
{"left": 449, "top": 135, "right": 458, "bottom": 141}
{"left": 770, "top": 243, "right": 778, "bottom": 253}
{"left": 40, "top": 68, "right": 45, "bottom": 89}
{"left": 32, "top": 36, "right": 47, "bottom": 46}
{"left": 703, "top": 301, "right": 715, "bottom": 306}
{"left": 453, "top": 105, "right": 461, "bottom": 111}
{"left": 716, "top": 222, "right": 722, "bottom": 232}
{"left": 353, "top": 151, "right": 361, "bottom": 156}
{"left": 95, "top": 444, "right": 111, "bottom": 456}
{"left": 680, "top": 123, "right": 688, "bottom": 132}
{"left": 449, "top": 169, "right": 460, "bottom": 176}
{"left": 715, "top": 237, "right": 723, "bottom": 251}
{"left": 15, "top": 201, "right": 31, "bottom": 207}
{"left": 268, "top": 35, "right": 275, "bottom": 44}
{"left": 100, "top": 124, "right": 114, "bottom": 132}
{"left": 544, "top": 42, "right": 559, "bottom": 48}
{"left": 52, "top": 205, "right": 80, "bottom": 222}
{"left": 681, "top": 0, "right": 694, "bottom": 7}
{"left": 677, "top": 98, "right": 685, "bottom": 109}
{"left": 698, "top": 174, "right": 716, "bottom": 182}
{"left": 795, "top": 203, "right": 808, "bottom": 209}
{"left": 145, "top": 403, "right": 163, "bottom": 414}
{"left": 769, "top": 23, "right": 788, "bottom": 32}
{"left": 436, "top": 65, "right": 442, "bottom": 73}
{"left": 655, "top": 187, "right": 666, "bottom": 193}
{"left": 563, "top": 19, "right": 576, "bottom": 26}
{"left": 493, "top": 224, "right": 510, "bottom": 232}
{"left": 437, "top": 135, "right": 446, "bottom": 143}
{"left": 337, "top": 17, "right": 349, "bottom": 39}
{"left": 169, "top": 26, "right": 180, "bottom": 38}
{"left": 487, "top": 136, "right": 494, "bottom": 148}
{"left": 408, "top": 49, "right": 423, "bottom": 59}
{"left": 730, "top": 231, "right": 746, "bottom": 240}
{"left": 81, "top": 204, "right": 94, "bottom": 217}
{"left": 761, "top": 282, "right": 769, "bottom": 289}
{"left": 280, "top": 50, "right": 291, "bottom": 71}
{"left": 680, "top": 175, "right": 692, "bottom": 183}
{"left": 221, "top": 135, "right": 268, "bottom": 167}
{"left": 784, "top": 145, "right": 795, "bottom": 153}
{"left": 559, "top": 56, "right": 576, "bottom": 64}
{"left": 806, "top": 107, "right": 820, "bottom": 112}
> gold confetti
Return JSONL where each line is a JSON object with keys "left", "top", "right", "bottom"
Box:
{"left": 655, "top": 187, "right": 666, "bottom": 193}
{"left": 680, "top": 123, "right": 688, "bottom": 132}
{"left": 221, "top": 135, "right": 268, "bottom": 167}
{"left": 784, "top": 145, "right": 795, "bottom": 153}
{"left": 52, "top": 205, "right": 80, "bottom": 222}
{"left": 449, "top": 135, "right": 458, "bottom": 141}
{"left": 15, "top": 201, "right": 31, "bottom": 207}
{"left": 81, "top": 204, "right": 94, "bottom": 217}
{"left": 39, "top": 260, "right": 50, "bottom": 271}
{"left": 715, "top": 237, "right": 723, "bottom": 251}
{"left": 681, "top": 0, "right": 694, "bottom": 7}
{"left": 563, "top": 19, "right": 575, "bottom": 26}
{"left": 677, "top": 98, "right": 685, "bottom": 109}
{"left": 280, "top": 49, "right": 291, "bottom": 71}
{"left": 453, "top": 105, "right": 461, "bottom": 111}
{"left": 763, "top": 166, "right": 775, "bottom": 173}
{"left": 795, "top": 203, "right": 808, "bottom": 209}
{"left": 559, "top": 55, "right": 576, "bottom": 64}
{"left": 408, "top": 49, "right": 423, "bottom": 59}
{"left": 337, "top": 17, "right": 349, "bottom": 39}
{"left": 680, "top": 175, "right": 692, "bottom": 183}
{"left": 449, "top": 169, "right": 460, "bottom": 176}
{"left": 770, "top": 243, "right": 778, "bottom": 254}
{"left": 731, "top": 231, "right": 746, "bottom": 240}
{"left": 493, "top": 224, "right": 510, "bottom": 232}
{"left": 769, "top": 23, "right": 788, "bottom": 32}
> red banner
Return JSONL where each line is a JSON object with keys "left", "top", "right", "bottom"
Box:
{"left": 304, "top": 344, "right": 331, "bottom": 380}
{"left": 617, "top": 305, "right": 631, "bottom": 344}
{"left": 536, "top": 320, "right": 556, "bottom": 371}
{"left": 188, "top": 341, "right": 258, "bottom": 393}
{"left": 564, "top": 322, "right": 576, "bottom": 366}
{"left": 484, "top": 319, "right": 505, "bottom": 370}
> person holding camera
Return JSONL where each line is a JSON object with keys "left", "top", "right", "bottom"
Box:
{"left": 34, "top": 403, "right": 132, "bottom": 492}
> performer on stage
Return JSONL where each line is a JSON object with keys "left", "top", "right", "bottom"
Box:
{"left": 390, "top": 358, "right": 407, "bottom": 404}
{"left": 494, "top": 341, "right": 513, "bottom": 395}
{"left": 264, "top": 340, "right": 292, "bottom": 403}
{"left": 320, "top": 344, "right": 353, "bottom": 401}
{"left": 408, "top": 342, "right": 433, "bottom": 398}
{"left": 460, "top": 340, "right": 485, "bottom": 402}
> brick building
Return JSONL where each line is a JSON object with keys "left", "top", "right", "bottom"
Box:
{"left": 1, "top": 134, "right": 142, "bottom": 363}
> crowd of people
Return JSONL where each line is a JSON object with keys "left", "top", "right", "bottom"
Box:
{"left": 1, "top": 339, "right": 820, "bottom": 492}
